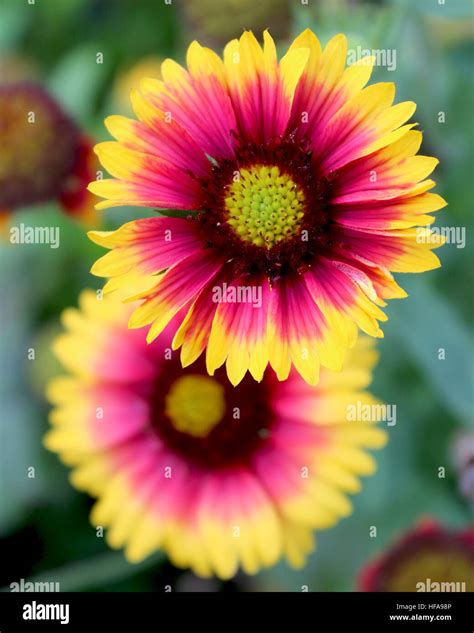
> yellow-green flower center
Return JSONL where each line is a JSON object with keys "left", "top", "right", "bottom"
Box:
{"left": 387, "top": 550, "right": 474, "bottom": 591}
{"left": 225, "top": 164, "right": 306, "bottom": 249}
{"left": 164, "top": 375, "right": 225, "bottom": 438}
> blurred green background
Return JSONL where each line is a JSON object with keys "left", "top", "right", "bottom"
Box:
{"left": 0, "top": 0, "right": 472, "bottom": 592}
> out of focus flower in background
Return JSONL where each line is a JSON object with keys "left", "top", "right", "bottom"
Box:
{"left": 45, "top": 289, "right": 386, "bottom": 579}
{"left": 358, "top": 519, "right": 474, "bottom": 592}
{"left": 181, "top": 0, "right": 291, "bottom": 47}
{"left": 0, "top": 82, "right": 98, "bottom": 228}
{"left": 113, "top": 56, "right": 163, "bottom": 114}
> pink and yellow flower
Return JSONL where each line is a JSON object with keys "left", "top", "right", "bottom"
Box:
{"left": 45, "top": 289, "right": 387, "bottom": 579}
{"left": 88, "top": 29, "right": 446, "bottom": 386}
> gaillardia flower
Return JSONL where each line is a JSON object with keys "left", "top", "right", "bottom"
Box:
{"left": 358, "top": 519, "right": 474, "bottom": 592}
{"left": 45, "top": 289, "right": 387, "bottom": 579}
{"left": 0, "top": 82, "right": 97, "bottom": 225}
{"left": 88, "top": 30, "right": 446, "bottom": 386}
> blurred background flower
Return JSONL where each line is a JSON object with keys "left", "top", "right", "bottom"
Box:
{"left": 357, "top": 519, "right": 474, "bottom": 591}
{"left": 44, "top": 291, "right": 386, "bottom": 580}
{"left": 112, "top": 56, "right": 163, "bottom": 114}
{"left": 180, "top": 0, "right": 291, "bottom": 48}
{"left": 0, "top": 0, "right": 472, "bottom": 592}
{"left": 0, "top": 82, "right": 98, "bottom": 226}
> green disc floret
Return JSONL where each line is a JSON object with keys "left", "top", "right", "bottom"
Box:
{"left": 225, "top": 165, "right": 305, "bottom": 249}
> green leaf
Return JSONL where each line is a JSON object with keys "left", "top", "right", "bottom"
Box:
{"left": 0, "top": 1, "right": 30, "bottom": 52}
{"left": 48, "top": 44, "right": 109, "bottom": 124}
{"left": 386, "top": 279, "right": 473, "bottom": 424}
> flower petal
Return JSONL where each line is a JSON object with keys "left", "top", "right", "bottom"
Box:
{"left": 206, "top": 272, "right": 271, "bottom": 385}
{"left": 267, "top": 274, "right": 347, "bottom": 385}
{"left": 128, "top": 250, "right": 225, "bottom": 343}
{"left": 139, "top": 44, "right": 238, "bottom": 159}
{"left": 89, "top": 217, "right": 206, "bottom": 279}
{"left": 224, "top": 31, "right": 309, "bottom": 144}
{"left": 287, "top": 31, "right": 375, "bottom": 141}
{"left": 89, "top": 142, "right": 203, "bottom": 210}
{"left": 104, "top": 114, "right": 210, "bottom": 179}
{"left": 315, "top": 82, "right": 416, "bottom": 171}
